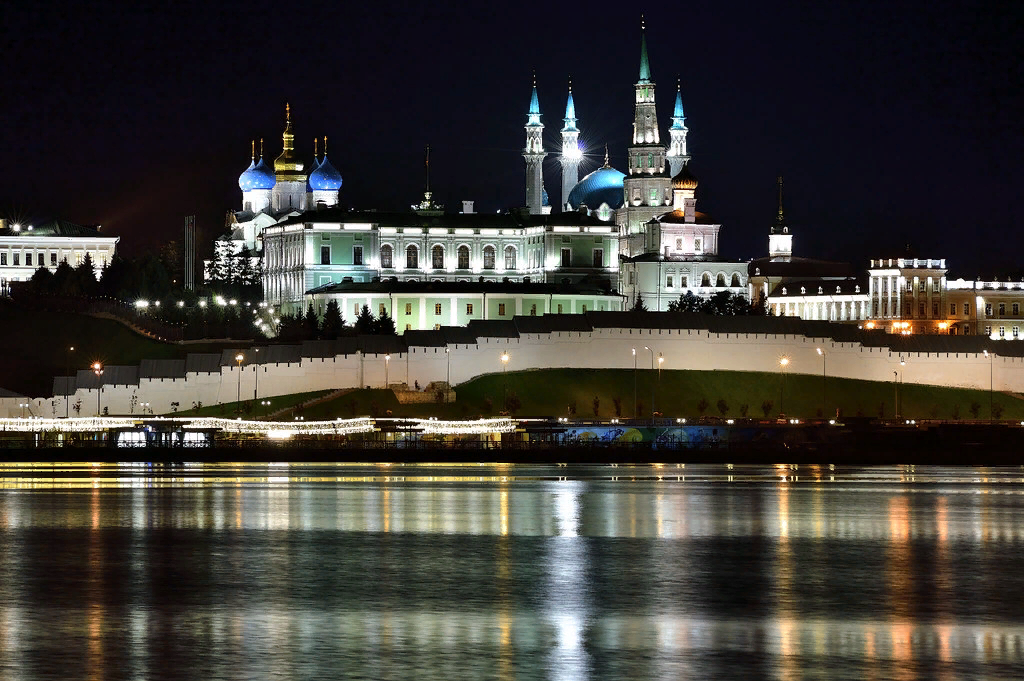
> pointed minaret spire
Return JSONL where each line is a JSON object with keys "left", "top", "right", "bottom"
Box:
{"left": 313, "top": 136, "right": 319, "bottom": 160}
{"left": 323, "top": 135, "right": 328, "bottom": 156}
{"left": 251, "top": 140, "right": 255, "bottom": 162}
{"left": 259, "top": 138, "right": 264, "bottom": 159}
{"left": 768, "top": 175, "right": 793, "bottom": 260}
{"left": 604, "top": 144, "right": 611, "bottom": 168}
{"left": 523, "top": 72, "right": 547, "bottom": 214}
{"left": 667, "top": 75, "right": 690, "bottom": 176}
{"left": 560, "top": 76, "right": 581, "bottom": 210}
{"left": 638, "top": 15, "right": 651, "bottom": 83}
{"left": 272, "top": 102, "right": 308, "bottom": 212}
{"left": 425, "top": 143, "right": 431, "bottom": 193}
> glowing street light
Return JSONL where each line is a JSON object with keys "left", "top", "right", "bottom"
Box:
{"left": 816, "top": 348, "right": 826, "bottom": 419}
{"left": 643, "top": 346, "right": 656, "bottom": 420}
{"left": 984, "top": 349, "right": 993, "bottom": 421}
{"left": 92, "top": 362, "right": 103, "bottom": 416}
{"left": 778, "top": 356, "right": 790, "bottom": 416}
{"left": 235, "top": 353, "right": 244, "bottom": 413}
{"left": 65, "top": 345, "right": 75, "bottom": 418}
{"left": 500, "top": 352, "right": 510, "bottom": 409}
{"left": 384, "top": 354, "right": 391, "bottom": 389}
{"left": 445, "top": 347, "right": 451, "bottom": 404}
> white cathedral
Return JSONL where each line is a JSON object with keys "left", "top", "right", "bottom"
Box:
{"left": 213, "top": 23, "right": 756, "bottom": 330}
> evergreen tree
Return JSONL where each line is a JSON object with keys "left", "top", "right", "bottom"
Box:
{"left": 237, "top": 246, "right": 255, "bottom": 289}
{"left": 630, "top": 294, "right": 648, "bottom": 312}
{"left": 668, "top": 291, "right": 703, "bottom": 313}
{"left": 373, "top": 308, "right": 396, "bottom": 335}
{"left": 74, "top": 252, "right": 98, "bottom": 296}
{"left": 52, "top": 259, "right": 75, "bottom": 296}
{"left": 277, "top": 313, "right": 305, "bottom": 342}
{"left": 303, "top": 303, "right": 320, "bottom": 340}
{"left": 29, "top": 266, "right": 54, "bottom": 295}
{"left": 321, "top": 300, "right": 345, "bottom": 340}
{"left": 354, "top": 304, "right": 375, "bottom": 334}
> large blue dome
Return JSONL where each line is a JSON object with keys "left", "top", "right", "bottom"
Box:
{"left": 567, "top": 165, "right": 625, "bottom": 210}
{"left": 309, "top": 155, "right": 343, "bottom": 191}
{"left": 238, "top": 158, "right": 276, "bottom": 191}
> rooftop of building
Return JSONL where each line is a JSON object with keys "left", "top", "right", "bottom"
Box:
{"left": 305, "top": 277, "right": 621, "bottom": 297}
{"left": 275, "top": 207, "right": 614, "bottom": 230}
{"left": 0, "top": 219, "right": 109, "bottom": 239}
{"left": 748, "top": 256, "right": 858, "bottom": 278}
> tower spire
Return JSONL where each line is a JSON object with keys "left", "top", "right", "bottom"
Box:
{"left": 768, "top": 175, "right": 793, "bottom": 260}
{"left": 259, "top": 138, "right": 264, "bottom": 159}
{"left": 313, "top": 136, "right": 318, "bottom": 160}
{"left": 560, "top": 76, "right": 581, "bottom": 210}
{"left": 251, "top": 140, "right": 255, "bottom": 162}
{"left": 638, "top": 15, "right": 651, "bottom": 83}
{"left": 775, "top": 175, "right": 786, "bottom": 228}
{"left": 323, "top": 135, "right": 328, "bottom": 156}
{"left": 667, "top": 75, "right": 690, "bottom": 176}
{"left": 604, "top": 144, "right": 610, "bottom": 168}
{"left": 523, "top": 73, "right": 547, "bottom": 214}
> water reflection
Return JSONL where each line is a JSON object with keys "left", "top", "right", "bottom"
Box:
{"left": 0, "top": 463, "right": 1022, "bottom": 679}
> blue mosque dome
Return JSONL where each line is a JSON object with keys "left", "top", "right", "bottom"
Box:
{"left": 238, "top": 157, "right": 276, "bottom": 191}
{"left": 309, "top": 155, "right": 343, "bottom": 191}
{"left": 567, "top": 164, "right": 625, "bottom": 210}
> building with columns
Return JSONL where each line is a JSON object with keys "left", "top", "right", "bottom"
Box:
{"left": 0, "top": 219, "right": 117, "bottom": 294}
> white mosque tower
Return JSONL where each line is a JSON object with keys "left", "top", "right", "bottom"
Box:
{"left": 768, "top": 175, "right": 793, "bottom": 260}
{"left": 666, "top": 78, "right": 690, "bottom": 177}
{"left": 271, "top": 103, "right": 308, "bottom": 213}
{"left": 618, "top": 17, "right": 672, "bottom": 242}
{"left": 523, "top": 72, "right": 547, "bottom": 215}
{"left": 560, "top": 77, "right": 582, "bottom": 211}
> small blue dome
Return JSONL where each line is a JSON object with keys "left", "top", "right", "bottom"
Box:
{"left": 239, "top": 158, "right": 276, "bottom": 191}
{"left": 567, "top": 165, "right": 626, "bottom": 210}
{"left": 309, "top": 155, "right": 343, "bottom": 191}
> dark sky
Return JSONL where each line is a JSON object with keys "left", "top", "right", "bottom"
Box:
{"left": 3, "top": 0, "right": 1022, "bottom": 276}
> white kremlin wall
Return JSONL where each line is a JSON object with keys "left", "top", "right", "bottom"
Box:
{"left": 2, "top": 325, "right": 1020, "bottom": 418}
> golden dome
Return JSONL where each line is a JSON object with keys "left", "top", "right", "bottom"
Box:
{"left": 672, "top": 163, "right": 698, "bottom": 190}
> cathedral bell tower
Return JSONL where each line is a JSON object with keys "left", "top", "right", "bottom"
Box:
{"left": 523, "top": 73, "right": 547, "bottom": 215}
{"left": 560, "top": 77, "right": 582, "bottom": 211}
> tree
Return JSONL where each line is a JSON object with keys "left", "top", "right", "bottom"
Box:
{"left": 505, "top": 392, "right": 522, "bottom": 415}
{"left": 630, "top": 295, "right": 648, "bottom": 312}
{"left": 761, "top": 400, "right": 773, "bottom": 417}
{"left": 739, "top": 403, "right": 749, "bottom": 417}
{"left": 612, "top": 397, "right": 622, "bottom": 417}
{"left": 992, "top": 403, "right": 1004, "bottom": 419}
{"left": 668, "top": 291, "right": 702, "bottom": 313}
{"left": 697, "top": 398, "right": 709, "bottom": 415}
{"left": 74, "top": 252, "right": 98, "bottom": 296}
{"left": 321, "top": 300, "right": 345, "bottom": 340}
{"left": 354, "top": 305, "right": 375, "bottom": 334}
{"left": 52, "top": 259, "right": 75, "bottom": 296}
{"left": 303, "top": 303, "right": 320, "bottom": 340}
{"left": 29, "top": 265, "right": 54, "bottom": 294}
{"left": 716, "top": 398, "right": 729, "bottom": 416}
{"left": 969, "top": 401, "right": 981, "bottom": 419}
{"left": 374, "top": 309, "right": 396, "bottom": 335}
{"left": 592, "top": 396, "right": 600, "bottom": 418}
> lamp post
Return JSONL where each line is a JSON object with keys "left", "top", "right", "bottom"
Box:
{"left": 779, "top": 357, "right": 789, "bottom": 416}
{"left": 445, "top": 347, "right": 451, "bottom": 404}
{"left": 92, "top": 362, "right": 103, "bottom": 416}
{"left": 253, "top": 348, "right": 260, "bottom": 403}
{"left": 19, "top": 402, "right": 27, "bottom": 418}
{"left": 644, "top": 346, "right": 655, "bottom": 420}
{"left": 261, "top": 399, "right": 271, "bottom": 418}
{"left": 384, "top": 354, "right": 391, "bottom": 389}
{"left": 65, "top": 345, "right": 74, "bottom": 418}
{"left": 984, "top": 349, "right": 993, "bottom": 421}
{"left": 235, "top": 353, "right": 244, "bottom": 415}
{"left": 816, "top": 347, "right": 826, "bottom": 419}
{"left": 632, "top": 347, "right": 638, "bottom": 419}
{"left": 500, "top": 352, "right": 510, "bottom": 410}
{"left": 142, "top": 402, "right": 150, "bottom": 415}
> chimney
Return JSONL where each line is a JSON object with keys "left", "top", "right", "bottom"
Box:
{"left": 461, "top": 200, "right": 475, "bottom": 214}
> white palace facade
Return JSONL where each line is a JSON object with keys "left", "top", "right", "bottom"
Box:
{"left": 0, "top": 218, "right": 117, "bottom": 294}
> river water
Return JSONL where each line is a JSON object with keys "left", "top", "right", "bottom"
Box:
{"left": 0, "top": 462, "right": 1022, "bottom": 680}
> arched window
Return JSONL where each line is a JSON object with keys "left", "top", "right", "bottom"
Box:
{"left": 504, "top": 245, "right": 516, "bottom": 270}
{"left": 483, "top": 245, "right": 495, "bottom": 270}
{"left": 380, "top": 244, "right": 393, "bottom": 269}
{"left": 701, "top": 273, "right": 711, "bottom": 287}
{"left": 406, "top": 245, "right": 418, "bottom": 269}
{"left": 457, "top": 245, "right": 469, "bottom": 269}
{"left": 716, "top": 273, "right": 726, "bottom": 287}
{"left": 432, "top": 245, "right": 444, "bottom": 269}
{"left": 731, "top": 273, "right": 741, "bottom": 287}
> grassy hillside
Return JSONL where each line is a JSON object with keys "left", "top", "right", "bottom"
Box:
{"left": 294, "top": 368, "right": 1024, "bottom": 421}
{"left": 0, "top": 300, "right": 236, "bottom": 397}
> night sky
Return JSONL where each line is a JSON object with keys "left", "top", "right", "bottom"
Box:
{"left": 3, "top": 1, "right": 1021, "bottom": 276}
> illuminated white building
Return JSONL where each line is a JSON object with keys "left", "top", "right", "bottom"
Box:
{"left": 0, "top": 218, "right": 117, "bottom": 293}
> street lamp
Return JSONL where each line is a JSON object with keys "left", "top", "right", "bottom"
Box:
{"left": 632, "top": 347, "right": 638, "bottom": 419}
{"left": 65, "top": 345, "right": 74, "bottom": 418}
{"left": 253, "top": 348, "right": 260, "bottom": 403}
{"left": 235, "top": 353, "right": 244, "bottom": 414}
{"left": 445, "top": 347, "right": 451, "bottom": 404}
{"left": 643, "top": 346, "right": 655, "bottom": 420}
{"left": 92, "top": 362, "right": 103, "bottom": 416}
{"left": 261, "top": 399, "right": 271, "bottom": 419}
{"left": 500, "top": 352, "right": 510, "bottom": 410}
{"left": 779, "top": 356, "right": 790, "bottom": 416}
{"left": 384, "top": 354, "right": 391, "bottom": 389}
{"left": 19, "top": 402, "right": 27, "bottom": 418}
{"left": 984, "top": 349, "right": 993, "bottom": 421}
{"left": 816, "top": 348, "right": 826, "bottom": 419}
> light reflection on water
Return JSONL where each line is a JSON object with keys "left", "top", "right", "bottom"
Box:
{"left": 0, "top": 463, "right": 1021, "bottom": 680}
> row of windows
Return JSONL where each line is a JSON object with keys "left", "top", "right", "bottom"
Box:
{"left": 666, "top": 273, "right": 742, "bottom": 288}
{"left": 0, "top": 251, "right": 100, "bottom": 267}
{"left": 983, "top": 302, "right": 1021, "bottom": 317}
{"left": 351, "top": 301, "right": 587, "bottom": 320}
{"left": 985, "top": 325, "right": 1021, "bottom": 338}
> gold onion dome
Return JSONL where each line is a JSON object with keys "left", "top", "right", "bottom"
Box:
{"left": 672, "top": 163, "right": 698, "bottom": 190}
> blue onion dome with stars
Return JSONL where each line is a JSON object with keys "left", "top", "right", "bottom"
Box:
{"left": 238, "top": 157, "right": 276, "bottom": 191}
{"left": 567, "top": 148, "right": 625, "bottom": 210}
{"left": 309, "top": 154, "right": 343, "bottom": 191}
